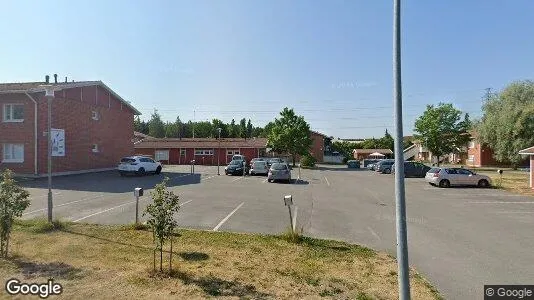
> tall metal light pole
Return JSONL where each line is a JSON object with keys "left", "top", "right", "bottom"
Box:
{"left": 42, "top": 85, "right": 55, "bottom": 223}
{"left": 393, "top": 0, "right": 411, "bottom": 299}
{"left": 217, "top": 128, "right": 221, "bottom": 175}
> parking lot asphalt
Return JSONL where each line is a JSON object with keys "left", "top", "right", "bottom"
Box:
{"left": 20, "top": 164, "right": 534, "bottom": 300}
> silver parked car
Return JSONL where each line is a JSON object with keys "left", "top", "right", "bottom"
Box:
{"left": 250, "top": 161, "right": 269, "bottom": 176}
{"left": 425, "top": 167, "right": 492, "bottom": 188}
{"left": 267, "top": 163, "right": 292, "bottom": 183}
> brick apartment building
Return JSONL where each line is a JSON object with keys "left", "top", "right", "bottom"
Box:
{"left": 134, "top": 137, "right": 268, "bottom": 165}
{"left": 0, "top": 75, "right": 140, "bottom": 177}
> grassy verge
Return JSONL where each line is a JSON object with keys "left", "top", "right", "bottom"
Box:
{"left": 477, "top": 170, "right": 533, "bottom": 196}
{"left": 0, "top": 220, "right": 441, "bottom": 299}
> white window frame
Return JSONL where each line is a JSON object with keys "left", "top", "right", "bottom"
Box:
{"left": 468, "top": 141, "right": 475, "bottom": 149}
{"left": 195, "top": 149, "right": 213, "bottom": 156}
{"left": 3, "top": 104, "right": 24, "bottom": 122}
{"left": 227, "top": 149, "right": 240, "bottom": 155}
{"left": 155, "top": 150, "right": 169, "bottom": 161}
{"left": 180, "top": 149, "right": 186, "bottom": 156}
{"left": 467, "top": 155, "right": 475, "bottom": 162}
{"left": 91, "top": 110, "right": 100, "bottom": 121}
{"left": 92, "top": 144, "right": 99, "bottom": 153}
{"left": 2, "top": 144, "right": 24, "bottom": 163}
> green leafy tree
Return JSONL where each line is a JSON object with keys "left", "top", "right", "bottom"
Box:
{"left": 332, "top": 141, "right": 358, "bottom": 163}
{"left": 148, "top": 110, "right": 166, "bottom": 138}
{"left": 0, "top": 169, "right": 30, "bottom": 257}
{"left": 414, "top": 103, "right": 472, "bottom": 166}
{"left": 246, "top": 119, "right": 253, "bottom": 138}
{"left": 164, "top": 122, "right": 178, "bottom": 138}
{"left": 175, "top": 117, "right": 184, "bottom": 138}
{"left": 239, "top": 118, "right": 247, "bottom": 138}
{"left": 268, "top": 108, "right": 312, "bottom": 166}
{"left": 260, "top": 122, "right": 275, "bottom": 138}
{"left": 476, "top": 81, "right": 534, "bottom": 168}
{"left": 212, "top": 119, "right": 227, "bottom": 138}
{"left": 252, "top": 126, "right": 264, "bottom": 137}
{"left": 143, "top": 177, "right": 180, "bottom": 273}
{"left": 228, "top": 119, "right": 237, "bottom": 138}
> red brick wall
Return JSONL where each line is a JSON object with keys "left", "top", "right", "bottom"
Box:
{"left": 468, "top": 142, "right": 498, "bottom": 167}
{"left": 0, "top": 94, "right": 36, "bottom": 174}
{"left": 35, "top": 86, "right": 135, "bottom": 174}
{"left": 309, "top": 132, "right": 324, "bottom": 162}
{"left": 134, "top": 147, "right": 263, "bottom": 166}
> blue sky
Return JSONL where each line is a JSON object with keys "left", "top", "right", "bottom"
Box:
{"left": 1, "top": 0, "right": 533, "bottom": 138}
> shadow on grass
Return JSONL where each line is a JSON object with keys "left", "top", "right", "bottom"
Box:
{"left": 9, "top": 257, "right": 84, "bottom": 280}
{"left": 178, "top": 252, "right": 209, "bottom": 261}
{"left": 174, "top": 271, "right": 272, "bottom": 298}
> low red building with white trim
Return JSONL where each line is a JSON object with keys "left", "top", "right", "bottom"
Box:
{"left": 134, "top": 137, "right": 268, "bottom": 165}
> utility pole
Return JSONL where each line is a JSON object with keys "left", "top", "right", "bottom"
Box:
{"left": 393, "top": 0, "right": 411, "bottom": 299}
{"left": 217, "top": 128, "right": 222, "bottom": 175}
{"left": 193, "top": 110, "right": 195, "bottom": 138}
{"left": 42, "top": 86, "right": 56, "bottom": 223}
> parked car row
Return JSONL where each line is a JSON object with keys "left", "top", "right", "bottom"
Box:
{"left": 367, "top": 159, "right": 492, "bottom": 188}
{"left": 225, "top": 155, "right": 292, "bottom": 183}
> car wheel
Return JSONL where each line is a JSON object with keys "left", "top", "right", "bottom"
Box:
{"left": 439, "top": 179, "right": 450, "bottom": 188}
{"left": 384, "top": 168, "right": 391, "bottom": 174}
{"left": 137, "top": 167, "right": 146, "bottom": 176}
{"left": 267, "top": 179, "right": 272, "bottom": 183}
{"left": 478, "top": 179, "right": 489, "bottom": 188}
{"left": 155, "top": 166, "right": 162, "bottom": 175}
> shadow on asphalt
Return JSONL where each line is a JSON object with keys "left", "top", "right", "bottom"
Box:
{"left": 19, "top": 171, "right": 201, "bottom": 193}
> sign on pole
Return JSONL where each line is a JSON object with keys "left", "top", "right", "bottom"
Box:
{"left": 51, "top": 129, "right": 65, "bottom": 157}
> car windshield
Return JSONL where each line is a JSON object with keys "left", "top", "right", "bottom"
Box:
{"left": 254, "top": 162, "right": 266, "bottom": 166}
{"left": 230, "top": 161, "right": 243, "bottom": 166}
{"left": 271, "top": 163, "right": 287, "bottom": 170}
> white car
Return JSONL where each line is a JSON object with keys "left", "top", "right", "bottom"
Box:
{"left": 118, "top": 156, "right": 162, "bottom": 176}
{"left": 425, "top": 167, "right": 491, "bottom": 188}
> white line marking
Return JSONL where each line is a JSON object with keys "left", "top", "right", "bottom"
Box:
{"left": 180, "top": 200, "right": 193, "bottom": 207}
{"left": 232, "top": 176, "right": 244, "bottom": 182}
{"left": 493, "top": 211, "right": 534, "bottom": 214}
{"left": 469, "top": 201, "right": 534, "bottom": 204}
{"left": 368, "top": 226, "right": 381, "bottom": 241}
{"left": 263, "top": 178, "right": 268, "bottom": 183}
{"left": 292, "top": 206, "right": 298, "bottom": 231}
{"left": 23, "top": 194, "right": 106, "bottom": 215}
{"left": 203, "top": 175, "right": 216, "bottom": 180}
{"left": 73, "top": 201, "right": 136, "bottom": 222}
{"left": 30, "top": 192, "right": 62, "bottom": 199}
{"left": 213, "top": 202, "right": 245, "bottom": 231}
{"left": 324, "top": 176, "right": 330, "bottom": 186}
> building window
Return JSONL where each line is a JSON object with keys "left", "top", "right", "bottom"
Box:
{"left": 91, "top": 111, "right": 100, "bottom": 120}
{"left": 180, "top": 149, "right": 186, "bottom": 156}
{"left": 155, "top": 150, "right": 169, "bottom": 161}
{"left": 2, "top": 144, "right": 24, "bottom": 163}
{"left": 3, "top": 104, "right": 24, "bottom": 122}
{"left": 468, "top": 155, "right": 475, "bottom": 162}
{"left": 468, "top": 141, "right": 475, "bottom": 149}
{"left": 227, "top": 149, "right": 240, "bottom": 155}
{"left": 92, "top": 144, "right": 99, "bottom": 153}
{"left": 195, "top": 149, "right": 213, "bottom": 155}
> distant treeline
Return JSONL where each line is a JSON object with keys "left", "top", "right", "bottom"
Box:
{"left": 134, "top": 111, "right": 274, "bottom": 139}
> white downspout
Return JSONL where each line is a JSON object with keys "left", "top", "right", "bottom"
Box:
{"left": 25, "top": 92, "right": 38, "bottom": 175}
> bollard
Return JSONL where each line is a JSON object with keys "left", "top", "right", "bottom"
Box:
{"left": 284, "top": 195, "right": 294, "bottom": 234}
{"left": 134, "top": 188, "right": 143, "bottom": 224}
{"left": 497, "top": 169, "right": 503, "bottom": 187}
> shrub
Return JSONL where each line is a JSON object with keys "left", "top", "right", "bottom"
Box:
{"left": 300, "top": 155, "right": 316, "bottom": 168}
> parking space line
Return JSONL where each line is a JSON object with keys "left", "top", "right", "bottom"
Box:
{"left": 203, "top": 175, "right": 216, "bottom": 180}
{"left": 262, "top": 178, "right": 268, "bottom": 183}
{"left": 73, "top": 200, "right": 137, "bottom": 223}
{"left": 23, "top": 194, "right": 106, "bottom": 216}
{"left": 368, "top": 226, "right": 381, "bottom": 241}
{"left": 213, "top": 202, "right": 245, "bottom": 231}
{"left": 324, "top": 176, "right": 330, "bottom": 186}
{"left": 180, "top": 200, "right": 193, "bottom": 207}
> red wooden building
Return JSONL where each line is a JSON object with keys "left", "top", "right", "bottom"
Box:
{"left": 134, "top": 137, "right": 268, "bottom": 165}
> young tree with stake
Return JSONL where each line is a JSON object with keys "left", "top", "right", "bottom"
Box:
{"left": 143, "top": 177, "right": 180, "bottom": 273}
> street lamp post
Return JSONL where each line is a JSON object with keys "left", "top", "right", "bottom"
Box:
{"left": 217, "top": 128, "right": 222, "bottom": 175}
{"left": 42, "top": 85, "right": 55, "bottom": 223}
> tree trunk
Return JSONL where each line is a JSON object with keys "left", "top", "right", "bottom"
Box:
{"left": 1, "top": 231, "right": 4, "bottom": 258}
{"left": 5, "top": 230, "right": 9, "bottom": 258}
{"left": 292, "top": 154, "right": 296, "bottom": 167}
